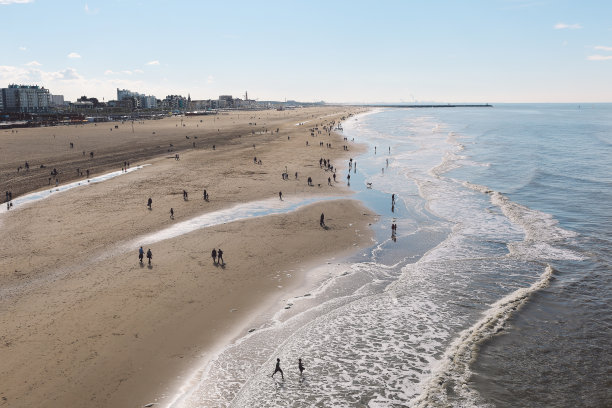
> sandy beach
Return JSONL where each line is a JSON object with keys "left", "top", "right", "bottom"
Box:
{"left": 0, "top": 107, "right": 377, "bottom": 407}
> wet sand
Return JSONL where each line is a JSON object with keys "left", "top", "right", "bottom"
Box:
{"left": 0, "top": 107, "right": 376, "bottom": 407}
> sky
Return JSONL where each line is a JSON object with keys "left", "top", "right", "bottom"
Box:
{"left": 1, "top": 0, "right": 610, "bottom": 103}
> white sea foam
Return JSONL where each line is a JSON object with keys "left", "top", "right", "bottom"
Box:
{"left": 0, "top": 164, "right": 150, "bottom": 215}
{"left": 126, "top": 195, "right": 337, "bottom": 249}
{"left": 461, "top": 182, "right": 584, "bottom": 261}
{"left": 412, "top": 265, "right": 555, "bottom": 408}
{"left": 169, "top": 108, "right": 585, "bottom": 408}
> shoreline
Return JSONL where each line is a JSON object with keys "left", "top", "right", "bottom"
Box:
{"left": 0, "top": 107, "right": 378, "bottom": 408}
{"left": 163, "top": 202, "right": 378, "bottom": 408}
{"left": 164, "top": 108, "right": 382, "bottom": 407}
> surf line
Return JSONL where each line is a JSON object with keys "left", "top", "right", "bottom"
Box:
{"left": 0, "top": 164, "right": 150, "bottom": 215}
{"left": 412, "top": 264, "right": 555, "bottom": 407}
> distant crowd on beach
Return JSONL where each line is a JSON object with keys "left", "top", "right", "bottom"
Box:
{"left": 134, "top": 116, "right": 352, "bottom": 271}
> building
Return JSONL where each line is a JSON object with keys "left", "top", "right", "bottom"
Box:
{"left": 50, "top": 94, "right": 65, "bottom": 106}
{"left": 70, "top": 100, "right": 95, "bottom": 110}
{"left": 117, "top": 88, "right": 137, "bottom": 101}
{"left": 142, "top": 95, "right": 157, "bottom": 109}
{"left": 107, "top": 99, "right": 134, "bottom": 110}
{"left": 190, "top": 99, "right": 212, "bottom": 110}
{"left": 117, "top": 88, "right": 158, "bottom": 110}
{"left": 218, "top": 95, "right": 233, "bottom": 108}
{"left": 1, "top": 84, "right": 50, "bottom": 113}
{"left": 162, "top": 95, "right": 187, "bottom": 111}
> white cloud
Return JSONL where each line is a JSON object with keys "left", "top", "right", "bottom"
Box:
{"left": 84, "top": 3, "right": 99, "bottom": 14}
{"left": 0, "top": 64, "right": 150, "bottom": 101}
{"left": 42, "top": 68, "right": 82, "bottom": 81}
{"left": 19, "top": 46, "right": 26, "bottom": 51}
{"left": 587, "top": 55, "right": 612, "bottom": 61}
{"left": 68, "top": 52, "right": 82, "bottom": 59}
{"left": 0, "top": 65, "right": 30, "bottom": 82}
{"left": 554, "top": 23, "right": 582, "bottom": 30}
{"left": 25, "top": 60, "right": 41, "bottom": 66}
{"left": 594, "top": 45, "right": 612, "bottom": 52}
{"left": 105, "top": 69, "right": 142, "bottom": 75}
{"left": 207, "top": 75, "right": 214, "bottom": 84}
{"left": 0, "top": 0, "right": 34, "bottom": 4}
{"left": 0, "top": 65, "right": 81, "bottom": 84}
{"left": 146, "top": 60, "right": 160, "bottom": 66}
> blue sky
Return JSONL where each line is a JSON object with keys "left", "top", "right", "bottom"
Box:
{"left": 1, "top": 0, "right": 610, "bottom": 103}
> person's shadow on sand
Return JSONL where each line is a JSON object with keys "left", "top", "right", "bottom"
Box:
{"left": 147, "top": 264, "right": 153, "bottom": 270}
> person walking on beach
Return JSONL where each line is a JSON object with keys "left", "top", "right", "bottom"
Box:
{"left": 170, "top": 208, "right": 174, "bottom": 219}
{"left": 320, "top": 213, "right": 325, "bottom": 227}
{"left": 279, "top": 191, "right": 283, "bottom": 201}
{"left": 271, "top": 358, "right": 284, "bottom": 380}
{"left": 298, "top": 358, "right": 305, "bottom": 377}
{"left": 211, "top": 248, "right": 217, "bottom": 264}
{"left": 139, "top": 246, "right": 144, "bottom": 263}
{"left": 146, "top": 248, "right": 153, "bottom": 265}
{"left": 217, "top": 248, "right": 224, "bottom": 265}
{"left": 147, "top": 197, "right": 152, "bottom": 210}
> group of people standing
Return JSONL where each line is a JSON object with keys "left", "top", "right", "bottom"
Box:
{"left": 138, "top": 246, "right": 224, "bottom": 268}
{"left": 138, "top": 246, "right": 153, "bottom": 265}
{"left": 211, "top": 248, "right": 224, "bottom": 265}
{"left": 5, "top": 191, "right": 13, "bottom": 210}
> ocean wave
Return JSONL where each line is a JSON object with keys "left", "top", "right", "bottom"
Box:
{"left": 412, "top": 265, "right": 555, "bottom": 408}
{"left": 462, "top": 182, "right": 584, "bottom": 261}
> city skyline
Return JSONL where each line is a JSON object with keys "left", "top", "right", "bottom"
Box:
{"left": 1, "top": 0, "right": 610, "bottom": 103}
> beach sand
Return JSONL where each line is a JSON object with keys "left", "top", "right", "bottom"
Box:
{"left": 0, "top": 107, "right": 376, "bottom": 407}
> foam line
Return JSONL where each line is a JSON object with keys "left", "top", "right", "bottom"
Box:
{"left": 412, "top": 265, "right": 555, "bottom": 407}
{"left": 127, "top": 195, "right": 339, "bottom": 249}
{"left": 0, "top": 164, "right": 150, "bottom": 215}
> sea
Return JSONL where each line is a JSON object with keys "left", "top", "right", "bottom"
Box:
{"left": 170, "top": 104, "right": 611, "bottom": 407}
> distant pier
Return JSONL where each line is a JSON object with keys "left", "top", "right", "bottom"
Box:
{"left": 360, "top": 104, "right": 493, "bottom": 108}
